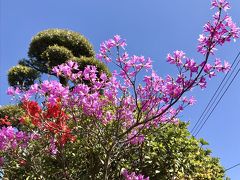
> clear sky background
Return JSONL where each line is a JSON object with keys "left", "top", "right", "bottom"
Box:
{"left": 0, "top": 0, "right": 240, "bottom": 178}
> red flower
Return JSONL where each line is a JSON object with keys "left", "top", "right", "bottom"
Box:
{"left": 45, "top": 121, "right": 76, "bottom": 146}
{"left": 22, "top": 100, "right": 75, "bottom": 146}
{"left": 22, "top": 100, "right": 42, "bottom": 126}
{"left": 43, "top": 102, "right": 75, "bottom": 146}
{"left": 0, "top": 116, "right": 11, "bottom": 126}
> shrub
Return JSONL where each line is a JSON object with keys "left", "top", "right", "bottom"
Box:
{"left": 8, "top": 65, "right": 40, "bottom": 90}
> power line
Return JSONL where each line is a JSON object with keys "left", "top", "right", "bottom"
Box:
{"left": 191, "top": 51, "right": 240, "bottom": 136}
{"left": 194, "top": 63, "right": 240, "bottom": 136}
{"left": 191, "top": 51, "right": 240, "bottom": 134}
{"left": 225, "top": 162, "right": 240, "bottom": 172}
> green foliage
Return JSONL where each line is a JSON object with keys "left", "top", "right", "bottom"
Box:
{"left": 8, "top": 65, "right": 40, "bottom": 89}
{"left": 2, "top": 121, "right": 226, "bottom": 179}
{"left": 27, "top": 29, "right": 95, "bottom": 73}
{"left": 12, "top": 29, "right": 110, "bottom": 88}
{"left": 123, "top": 122, "right": 225, "bottom": 179}
{"left": 0, "top": 105, "right": 24, "bottom": 127}
{"left": 41, "top": 45, "right": 74, "bottom": 69}
{"left": 2, "top": 130, "right": 106, "bottom": 179}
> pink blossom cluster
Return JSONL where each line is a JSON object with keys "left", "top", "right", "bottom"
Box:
{"left": 97, "top": 35, "right": 127, "bottom": 62}
{"left": 198, "top": 0, "right": 239, "bottom": 55}
{"left": 122, "top": 170, "right": 149, "bottom": 180}
{"left": 166, "top": 50, "right": 230, "bottom": 90}
{"left": 0, "top": 126, "right": 31, "bottom": 151}
{"left": 50, "top": 58, "right": 191, "bottom": 139}
{"left": 128, "top": 130, "right": 145, "bottom": 145}
{"left": 6, "top": 86, "right": 20, "bottom": 96}
{"left": 7, "top": 80, "right": 70, "bottom": 105}
{"left": 167, "top": 50, "right": 230, "bottom": 75}
{"left": 211, "top": 0, "right": 230, "bottom": 11}
{"left": 0, "top": 126, "right": 37, "bottom": 167}
{"left": 0, "top": 126, "right": 29, "bottom": 151}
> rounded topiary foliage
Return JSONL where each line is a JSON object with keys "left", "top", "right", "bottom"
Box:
{"left": 28, "top": 29, "right": 95, "bottom": 73}
{"left": 41, "top": 45, "right": 74, "bottom": 69}
{"left": 8, "top": 65, "right": 40, "bottom": 89}
{"left": 0, "top": 105, "right": 24, "bottom": 127}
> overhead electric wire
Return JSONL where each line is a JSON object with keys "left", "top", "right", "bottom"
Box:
{"left": 191, "top": 51, "right": 240, "bottom": 135}
{"left": 194, "top": 58, "right": 240, "bottom": 136}
{"left": 225, "top": 162, "right": 240, "bottom": 172}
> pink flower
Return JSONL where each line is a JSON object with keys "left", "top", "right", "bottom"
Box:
{"left": 189, "top": 96, "right": 197, "bottom": 105}
{"left": 49, "top": 137, "right": 58, "bottom": 155}
{"left": 214, "top": 58, "right": 230, "bottom": 73}
{"left": 225, "top": 16, "right": 240, "bottom": 39}
{"left": 52, "top": 66, "right": 61, "bottom": 76}
{"left": 174, "top": 50, "right": 185, "bottom": 59}
{"left": 122, "top": 170, "right": 149, "bottom": 180}
{"left": 6, "top": 87, "right": 20, "bottom": 96}
{"left": 204, "top": 64, "right": 212, "bottom": 73}
{"left": 185, "top": 58, "right": 198, "bottom": 73}
{"left": 211, "top": 0, "right": 230, "bottom": 11}
{"left": 113, "top": 35, "right": 121, "bottom": 43}
{"left": 199, "top": 77, "right": 207, "bottom": 89}
{"left": 167, "top": 53, "right": 175, "bottom": 64}
{"left": 223, "top": 61, "right": 231, "bottom": 72}
{"left": 167, "top": 50, "right": 185, "bottom": 66}
{"left": 214, "top": 58, "right": 223, "bottom": 72}
{"left": 128, "top": 130, "right": 145, "bottom": 145}
{"left": 100, "top": 73, "right": 108, "bottom": 82}
{"left": 67, "top": 61, "right": 78, "bottom": 70}
{"left": 0, "top": 126, "right": 32, "bottom": 152}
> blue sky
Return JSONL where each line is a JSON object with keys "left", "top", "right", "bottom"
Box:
{"left": 0, "top": 0, "right": 240, "bottom": 178}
